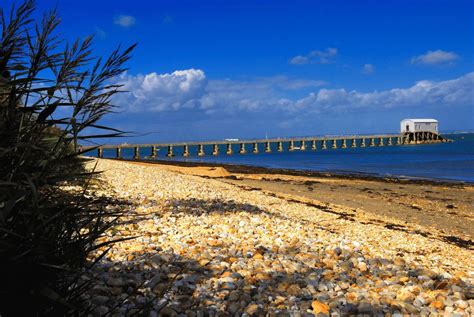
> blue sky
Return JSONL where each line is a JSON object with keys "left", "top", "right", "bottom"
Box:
{"left": 15, "top": 1, "right": 474, "bottom": 141}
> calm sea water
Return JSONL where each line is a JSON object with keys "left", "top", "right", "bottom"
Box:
{"left": 95, "top": 133, "right": 474, "bottom": 183}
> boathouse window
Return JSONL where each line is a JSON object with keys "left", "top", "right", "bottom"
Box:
{"left": 406, "top": 125, "right": 410, "bottom": 132}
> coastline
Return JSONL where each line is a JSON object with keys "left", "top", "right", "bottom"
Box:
{"left": 110, "top": 158, "right": 473, "bottom": 245}
{"left": 119, "top": 157, "right": 472, "bottom": 186}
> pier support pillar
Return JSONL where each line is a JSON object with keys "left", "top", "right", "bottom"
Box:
{"left": 300, "top": 140, "right": 306, "bottom": 151}
{"left": 289, "top": 140, "right": 295, "bottom": 151}
{"left": 252, "top": 143, "right": 259, "bottom": 154}
{"left": 239, "top": 143, "right": 246, "bottom": 154}
{"left": 167, "top": 146, "right": 174, "bottom": 157}
{"left": 198, "top": 144, "right": 205, "bottom": 156}
{"left": 134, "top": 146, "right": 140, "bottom": 160}
{"left": 116, "top": 147, "right": 122, "bottom": 159}
{"left": 332, "top": 139, "right": 337, "bottom": 149}
{"left": 351, "top": 139, "right": 357, "bottom": 148}
{"left": 265, "top": 141, "right": 271, "bottom": 153}
{"left": 404, "top": 133, "right": 411, "bottom": 144}
{"left": 150, "top": 146, "right": 157, "bottom": 158}
{"left": 277, "top": 141, "right": 283, "bottom": 152}
{"left": 378, "top": 138, "right": 384, "bottom": 146}
{"left": 212, "top": 144, "right": 219, "bottom": 156}
{"left": 369, "top": 138, "right": 375, "bottom": 147}
{"left": 311, "top": 140, "right": 317, "bottom": 150}
{"left": 361, "top": 138, "right": 366, "bottom": 147}
{"left": 226, "top": 144, "right": 233, "bottom": 155}
{"left": 341, "top": 139, "right": 347, "bottom": 148}
{"left": 387, "top": 138, "right": 393, "bottom": 146}
{"left": 98, "top": 147, "right": 103, "bottom": 158}
{"left": 322, "top": 140, "right": 327, "bottom": 150}
{"left": 183, "top": 145, "right": 190, "bottom": 157}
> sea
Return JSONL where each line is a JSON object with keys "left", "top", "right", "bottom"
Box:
{"left": 96, "top": 133, "right": 474, "bottom": 183}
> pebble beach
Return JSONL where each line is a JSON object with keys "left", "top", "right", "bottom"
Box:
{"left": 83, "top": 158, "right": 473, "bottom": 316}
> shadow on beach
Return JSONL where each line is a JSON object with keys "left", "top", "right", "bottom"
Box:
{"left": 82, "top": 197, "right": 472, "bottom": 316}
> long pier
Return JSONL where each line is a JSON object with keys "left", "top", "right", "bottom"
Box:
{"left": 84, "top": 131, "right": 450, "bottom": 159}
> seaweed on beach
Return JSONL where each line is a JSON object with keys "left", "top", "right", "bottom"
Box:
{"left": 0, "top": 1, "right": 135, "bottom": 315}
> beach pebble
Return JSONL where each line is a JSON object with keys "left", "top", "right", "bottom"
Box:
{"left": 79, "top": 159, "right": 473, "bottom": 315}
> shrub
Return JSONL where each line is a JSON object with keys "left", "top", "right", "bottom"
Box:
{"left": 0, "top": 1, "right": 135, "bottom": 314}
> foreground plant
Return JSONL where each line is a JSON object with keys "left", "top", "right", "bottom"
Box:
{"left": 0, "top": 1, "right": 135, "bottom": 314}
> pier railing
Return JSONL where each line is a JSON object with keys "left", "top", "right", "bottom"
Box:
{"left": 82, "top": 131, "right": 449, "bottom": 159}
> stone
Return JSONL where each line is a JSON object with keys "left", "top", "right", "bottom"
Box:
{"left": 274, "top": 296, "right": 286, "bottom": 305}
{"left": 287, "top": 284, "right": 301, "bottom": 295}
{"left": 339, "top": 303, "right": 358, "bottom": 315}
{"left": 401, "top": 302, "right": 419, "bottom": 314}
{"left": 106, "top": 277, "right": 126, "bottom": 287}
{"left": 430, "top": 299, "right": 444, "bottom": 310}
{"left": 91, "top": 295, "right": 109, "bottom": 306}
{"left": 159, "top": 307, "right": 178, "bottom": 316}
{"left": 358, "top": 262, "right": 368, "bottom": 272}
{"left": 220, "top": 282, "right": 237, "bottom": 290}
{"left": 358, "top": 301, "right": 380, "bottom": 314}
{"left": 244, "top": 304, "right": 259, "bottom": 315}
{"left": 465, "top": 288, "right": 474, "bottom": 300}
{"left": 228, "top": 302, "right": 241, "bottom": 314}
{"left": 311, "top": 300, "right": 329, "bottom": 314}
{"left": 228, "top": 291, "right": 240, "bottom": 301}
{"left": 397, "top": 289, "right": 415, "bottom": 302}
{"left": 93, "top": 306, "right": 109, "bottom": 316}
{"left": 454, "top": 300, "right": 468, "bottom": 309}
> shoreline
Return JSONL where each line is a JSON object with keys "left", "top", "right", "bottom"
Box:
{"left": 109, "top": 158, "right": 474, "bottom": 246}
{"left": 111, "top": 157, "right": 472, "bottom": 186}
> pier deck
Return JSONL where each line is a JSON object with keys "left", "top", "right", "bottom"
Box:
{"left": 82, "top": 131, "right": 449, "bottom": 159}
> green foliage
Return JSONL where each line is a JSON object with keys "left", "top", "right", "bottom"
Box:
{"left": 0, "top": 1, "right": 135, "bottom": 314}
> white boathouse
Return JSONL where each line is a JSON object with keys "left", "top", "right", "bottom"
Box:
{"left": 400, "top": 119, "right": 438, "bottom": 134}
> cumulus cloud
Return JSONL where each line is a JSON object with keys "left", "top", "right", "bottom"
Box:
{"left": 411, "top": 50, "right": 459, "bottom": 65}
{"left": 289, "top": 48, "right": 338, "bottom": 65}
{"left": 289, "top": 55, "right": 309, "bottom": 65}
{"left": 113, "top": 69, "right": 207, "bottom": 112}
{"left": 113, "top": 72, "right": 326, "bottom": 113}
{"left": 362, "top": 63, "right": 375, "bottom": 74}
{"left": 114, "top": 15, "right": 136, "bottom": 27}
{"left": 293, "top": 72, "right": 474, "bottom": 113}
{"left": 113, "top": 69, "right": 473, "bottom": 115}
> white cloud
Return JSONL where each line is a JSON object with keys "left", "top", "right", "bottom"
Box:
{"left": 310, "top": 47, "right": 338, "bottom": 64}
{"left": 113, "top": 69, "right": 473, "bottom": 115}
{"left": 113, "top": 72, "right": 326, "bottom": 113}
{"left": 411, "top": 50, "right": 459, "bottom": 65}
{"left": 293, "top": 72, "right": 474, "bottom": 113}
{"left": 362, "top": 63, "right": 375, "bottom": 74}
{"left": 290, "top": 48, "right": 338, "bottom": 65}
{"left": 114, "top": 69, "right": 207, "bottom": 112}
{"left": 289, "top": 55, "right": 309, "bottom": 65}
{"left": 114, "top": 15, "right": 136, "bottom": 27}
